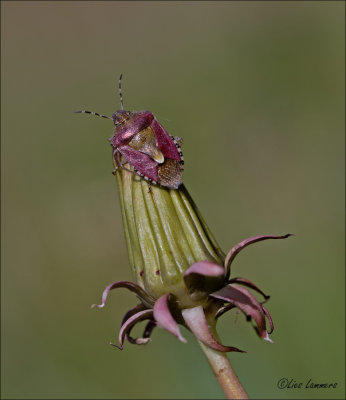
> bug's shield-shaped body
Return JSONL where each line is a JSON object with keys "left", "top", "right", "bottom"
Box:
{"left": 109, "top": 110, "right": 184, "bottom": 189}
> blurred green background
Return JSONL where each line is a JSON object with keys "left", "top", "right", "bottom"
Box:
{"left": 1, "top": 1, "right": 344, "bottom": 399}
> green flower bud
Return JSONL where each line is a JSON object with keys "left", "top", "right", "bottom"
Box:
{"left": 92, "top": 165, "right": 291, "bottom": 353}
{"left": 115, "top": 169, "right": 225, "bottom": 308}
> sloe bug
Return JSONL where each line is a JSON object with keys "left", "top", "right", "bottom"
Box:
{"left": 75, "top": 75, "right": 184, "bottom": 189}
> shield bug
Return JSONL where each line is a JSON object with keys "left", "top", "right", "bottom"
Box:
{"left": 75, "top": 74, "right": 184, "bottom": 189}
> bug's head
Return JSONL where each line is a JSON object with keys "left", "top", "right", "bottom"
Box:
{"left": 112, "top": 110, "right": 131, "bottom": 126}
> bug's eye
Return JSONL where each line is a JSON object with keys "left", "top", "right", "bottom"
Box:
{"left": 112, "top": 110, "right": 131, "bottom": 125}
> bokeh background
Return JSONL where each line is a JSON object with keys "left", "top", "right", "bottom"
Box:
{"left": 2, "top": 1, "right": 344, "bottom": 399}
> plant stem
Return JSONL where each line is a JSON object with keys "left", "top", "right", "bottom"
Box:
{"left": 198, "top": 340, "right": 249, "bottom": 399}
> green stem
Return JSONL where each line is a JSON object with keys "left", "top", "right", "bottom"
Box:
{"left": 198, "top": 340, "right": 249, "bottom": 399}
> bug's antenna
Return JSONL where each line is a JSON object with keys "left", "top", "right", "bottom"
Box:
{"left": 74, "top": 110, "right": 112, "bottom": 120}
{"left": 118, "top": 73, "right": 124, "bottom": 110}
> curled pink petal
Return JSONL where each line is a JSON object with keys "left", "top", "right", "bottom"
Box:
{"left": 122, "top": 307, "right": 156, "bottom": 345}
{"left": 113, "top": 309, "right": 153, "bottom": 350}
{"left": 182, "top": 306, "right": 245, "bottom": 353}
{"left": 122, "top": 320, "right": 157, "bottom": 346}
{"left": 229, "top": 277, "right": 270, "bottom": 302}
{"left": 121, "top": 304, "right": 147, "bottom": 325}
{"left": 120, "top": 304, "right": 149, "bottom": 344}
{"left": 262, "top": 305, "right": 274, "bottom": 334}
{"left": 153, "top": 294, "right": 187, "bottom": 343}
{"left": 123, "top": 315, "right": 156, "bottom": 345}
{"left": 224, "top": 234, "right": 293, "bottom": 277}
{"left": 184, "top": 261, "right": 226, "bottom": 293}
{"left": 210, "top": 284, "right": 269, "bottom": 340}
{"left": 91, "top": 280, "right": 153, "bottom": 309}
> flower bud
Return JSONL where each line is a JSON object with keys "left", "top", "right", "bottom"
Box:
{"left": 93, "top": 162, "right": 291, "bottom": 352}
{"left": 115, "top": 169, "right": 225, "bottom": 308}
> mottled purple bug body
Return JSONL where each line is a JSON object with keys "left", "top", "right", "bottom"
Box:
{"left": 110, "top": 110, "right": 184, "bottom": 189}
{"left": 76, "top": 75, "right": 184, "bottom": 189}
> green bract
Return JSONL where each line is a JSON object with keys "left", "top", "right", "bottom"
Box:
{"left": 116, "top": 169, "right": 224, "bottom": 308}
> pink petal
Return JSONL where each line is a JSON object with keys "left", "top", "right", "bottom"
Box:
{"left": 262, "top": 305, "right": 274, "bottom": 334}
{"left": 123, "top": 313, "right": 156, "bottom": 345}
{"left": 91, "top": 280, "right": 152, "bottom": 309}
{"left": 153, "top": 294, "right": 187, "bottom": 343}
{"left": 229, "top": 277, "right": 270, "bottom": 302}
{"left": 120, "top": 304, "right": 149, "bottom": 345}
{"left": 119, "top": 320, "right": 156, "bottom": 346}
{"left": 121, "top": 304, "right": 147, "bottom": 325}
{"left": 112, "top": 309, "right": 153, "bottom": 350}
{"left": 184, "top": 261, "right": 226, "bottom": 293}
{"left": 182, "top": 306, "right": 245, "bottom": 353}
{"left": 224, "top": 234, "right": 293, "bottom": 277}
{"left": 185, "top": 261, "right": 225, "bottom": 278}
{"left": 210, "top": 284, "right": 270, "bottom": 340}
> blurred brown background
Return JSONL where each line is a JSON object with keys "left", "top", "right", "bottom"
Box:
{"left": 1, "top": 1, "right": 344, "bottom": 399}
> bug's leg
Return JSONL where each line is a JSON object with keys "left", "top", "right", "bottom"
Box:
{"left": 112, "top": 149, "right": 135, "bottom": 175}
{"left": 113, "top": 161, "right": 136, "bottom": 176}
{"left": 120, "top": 165, "right": 138, "bottom": 175}
{"left": 148, "top": 179, "right": 152, "bottom": 193}
{"left": 112, "top": 149, "right": 154, "bottom": 190}
{"left": 112, "top": 148, "right": 121, "bottom": 175}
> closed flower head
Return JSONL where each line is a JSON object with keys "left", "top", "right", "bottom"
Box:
{"left": 92, "top": 170, "right": 292, "bottom": 352}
